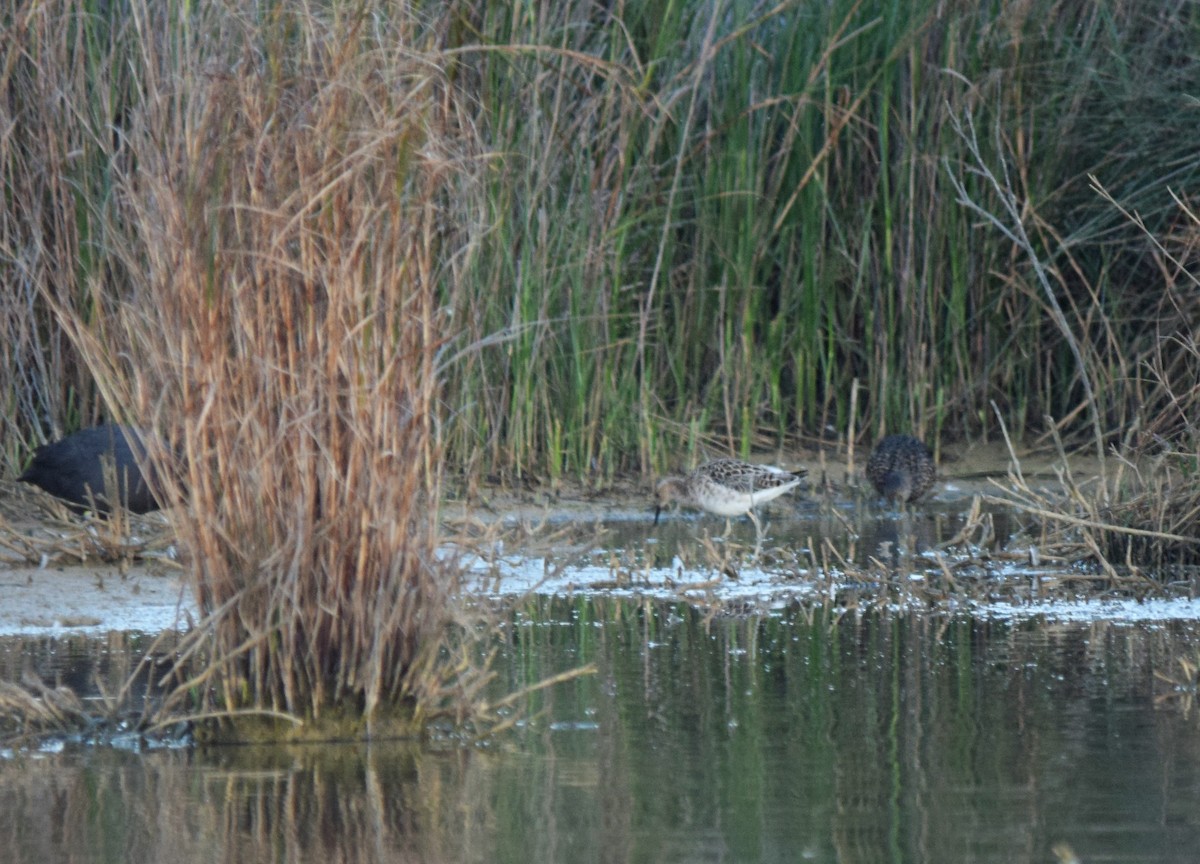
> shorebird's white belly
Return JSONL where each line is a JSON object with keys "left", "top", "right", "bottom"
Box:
{"left": 695, "top": 479, "right": 800, "bottom": 516}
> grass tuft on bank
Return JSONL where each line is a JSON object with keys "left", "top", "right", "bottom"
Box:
{"left": 2, "top": 0, "right": 498, "bottom": 739}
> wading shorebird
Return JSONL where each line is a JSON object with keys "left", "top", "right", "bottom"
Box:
{"left": 654, "top": 459, "right": 806, "bottom": 552}
{"left": 18, "top": 424, "right": 164, "bottom": 515}
{"left": 865, "top": 434, "right": 936, "bottom": 504}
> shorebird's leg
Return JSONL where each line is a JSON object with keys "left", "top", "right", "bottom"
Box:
{"left": 721, "top": 518, "right": 734, "bottom": 539}
{"left": 748, "top": 509, "right": 763, "bottom": 558}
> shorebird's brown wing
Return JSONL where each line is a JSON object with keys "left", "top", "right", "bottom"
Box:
{"left": 707, "top": 462, "right": 798, "bottom": 494}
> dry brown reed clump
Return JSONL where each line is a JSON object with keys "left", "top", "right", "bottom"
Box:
{"left": 992, "top": 186, "right": 1200, "bottom": 585}
{"left": 951, "top": 109, "right": 1200, "bottom": 588}
{"left": 0, "top": 480, "right": 176, "bottom": 575}
{"left": 0, "top": 672, "right": 88, "bottom": 740}
{"left": 11, "top": 3, "right": 493, "bottom": 739}
{"left": 987, "top": 421, "right": 1200, "bottom": 589}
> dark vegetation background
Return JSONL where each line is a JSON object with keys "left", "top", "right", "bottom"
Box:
{"left": 2, "top": 0, "right": 1198, "bottom": 483}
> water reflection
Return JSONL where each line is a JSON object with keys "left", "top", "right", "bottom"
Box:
{"left": 581, "top": 496, "right": 1020, "bottom": 572}
{"left": 3, "top": 604, "right": 1200, "bottom": 863}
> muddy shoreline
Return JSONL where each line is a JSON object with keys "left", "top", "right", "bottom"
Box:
{"left": 2, "top": 440, "right": 1185, "bottom": 636}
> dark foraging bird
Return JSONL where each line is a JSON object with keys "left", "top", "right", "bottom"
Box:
{"left": 865, "top": 434, "right": 936, "bottom": 504}
{"left": 18, "top": 424, "right": 163, "bottom": 514}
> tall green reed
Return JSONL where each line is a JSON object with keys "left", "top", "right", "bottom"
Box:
{"left": 0, "top": 1, "right": 142, "bottom": 468}
{"left": 5, "top": 0, "right": 1200, "bottom": 490}
{"left": 438, "top": 0, "right": 1200, "bottom": 479}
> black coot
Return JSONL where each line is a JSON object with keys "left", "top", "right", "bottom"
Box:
{"left": 19, "top": 424, "right": 163, "bottom": 514}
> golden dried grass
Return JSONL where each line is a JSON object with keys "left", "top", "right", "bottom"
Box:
{"left": 29, "top": 3, "right": 491, "bottom": 738}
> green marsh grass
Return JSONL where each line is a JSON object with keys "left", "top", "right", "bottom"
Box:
{"left": 7, "top": 0, "right": 1200, "bottom": 484}
{"left": 436, "top": 0, "right": 1200, "bottom": 482}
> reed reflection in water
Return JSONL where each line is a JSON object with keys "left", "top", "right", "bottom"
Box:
{"left": 3, "top": 604, "right": 1200, "bottom": 863}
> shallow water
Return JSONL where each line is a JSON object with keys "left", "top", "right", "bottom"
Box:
{"left": 463, "top": 495, "right": 1200, "bottom": 622}
{"left": 4, "top": 480, "right": 1200, "bottom": 862}
{"left": 3, "top": 600, "right": 1200, "bottom": 863}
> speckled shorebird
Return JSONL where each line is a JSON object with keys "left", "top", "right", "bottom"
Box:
{"left": 865, "top": 434, "right": 936, "bottom": 504}
{"left": 654, "top": 459, "right": 806, "bottom": 549}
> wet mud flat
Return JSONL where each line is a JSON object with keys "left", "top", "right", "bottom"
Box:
{"left": 0, "top": 439, "right": 1197, "bottom": 639}
{"left": 458, "top": 498, "right": 1200, "bottom": 624}
{"left": 0, "top": 480, "right": 191, "bottom": 637}
{"left": 449, "top": 440, "right": 1200, "bottom": 624}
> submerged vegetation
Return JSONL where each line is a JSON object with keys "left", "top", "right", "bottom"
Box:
{"left": 1, "top": 0, "right": 1200, "bottom": 737}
